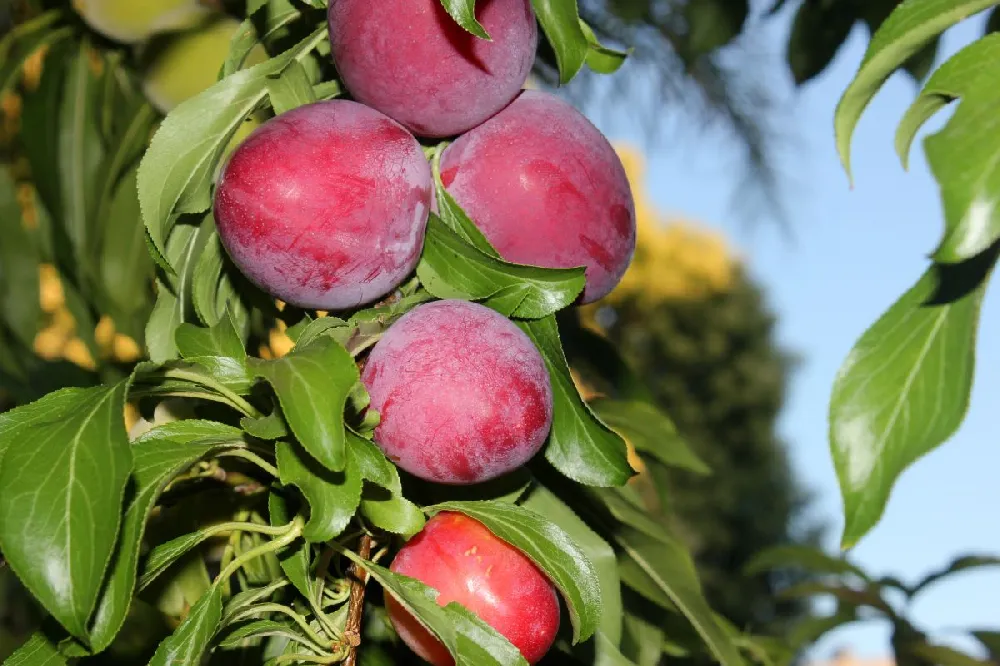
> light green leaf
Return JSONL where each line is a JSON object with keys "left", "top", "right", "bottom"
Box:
{"left": 341, "top": 552, "right": 529, "bottom": 666}
{"left": 531, "top": 0, "right": 589, "bottom": 84}
{"left": 589, "top": 398, "right": 710, "bottom": 475}
{"left": 2, "top": 632, "right": 67, "bottom": 666}
{"left": 830, "top": 258, "right": 992, "bottom": 549}
{"left": 743, "top": 544, "right": 870, "bottom": 581}
{"left": 217, "top": 619, "right": 313, "bottom": 649}
{"left": 148, "top": 585, "right": 223, "bottom": 666}
{"left": 896, "top": 35, "right": 1000, "bottom": 168}
{"left": 433, "top": 180, "right": 499, "bottom": 257}
{"left": 175, "top": 312, "right": 247, "bottom": 361}
{"left": 352, "top": 434, "right": 426, "bottom": 538}
{"left": 138, "top": 27, "right": 327, "bottom": 272}
{"left": 579, "top": 20, "right": 630, "bottom": 74}
{"left": 90, "top": 420, "right": 243, "bottom": 649}
{"left": 250, "top": 336, "right": 358, "bottom": 473}
{"left": 276, "top": 440, "right": 362, "bottom": 542}
{"left": 0, "top": 383, "right": 132, "bottom": 640}
{"left": 417, "top": 214, "right": 586, "bottom": 319}
{"left": 267, "top": 61, "right": 317, "bottom": 115}
{"left": 517, "top": 316, "right": 633, "bottom": 487}
{"left": 438, "top": 0, "right": 491, "bottom": 39}
{"left": 834, "top": 0, "right": 999, "bottom": 181}
{"left": 428, "top": 500, "right": 601, "bottom": 644}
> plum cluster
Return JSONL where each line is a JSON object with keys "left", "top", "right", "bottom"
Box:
{"left": 212, "top": 1, "right": 637, "bottom": 663}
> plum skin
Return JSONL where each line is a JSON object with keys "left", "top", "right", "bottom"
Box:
{"left": 213, "top": 100, "right": 432, "bottom": 311}
{"left": 386, "top": 512, "right": 561, "bottom": 665}
{"left": 361, "top": 300, "right": 553, "bottom": 484}
{"left": 441, "top": 90, "right": 637, "bottom": 304}
{"left": 328, "top": 0, "right": 538, "bottom": 138}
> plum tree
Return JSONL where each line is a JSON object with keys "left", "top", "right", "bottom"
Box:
{"left": 142, "top": 17, "right": 269, "bottom": 113}
{"left": 72, "top": 0, "right": 209, "bottom": 44}
{"left": 386, "top": 512, "right": 561, "bottom": 666}
{"left": 327, "top": 0, "right": 537, "bottom": 138}
{"left": 213, "top": 100, "right": 432, "bottom": 311}
{"left": 441, "top": 90, "right": 636, "bottom": 304}
{"left": 361, "top": 299, "right": 553, "bottom": 484}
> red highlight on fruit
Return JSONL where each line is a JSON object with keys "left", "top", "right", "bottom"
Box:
{"left": 361, "top": 300, "right": 553, "bottom": 485}
{"left": 328, "top": 0, "right": 538, "bottom": 138}
{"left": 213, "top": 99, "right": 432, "bottom": 311}
{"left": 441, "top": 90, "right": 637, "bottom": 303}
{"left": 386, "top": 512, "right": 561, "bottom": 666}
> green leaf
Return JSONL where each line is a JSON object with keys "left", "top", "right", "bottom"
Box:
{"left": 276, "top": 440, "right": 362, "bottom": 542}
{"left": 0, "top": 11, "right": 72, "bottom": 97}
{"left": 989, "top": 6, "right": 1000, "bottom": 33}
{"left": 910, "top": 555, "right": 1000, "bottom": 597}
{"left": 972, "top": 631, "right": 1000, "bottom": 660}
{"left": 0, "top": 167, "right": 40, "bottom": 349}
{"left": 191, "top": 222, "right": 252, "bottom": 332}
{"left": 428, "top": 500, "right": 602, "bottom": 644}
{"left": 139, "top": 532, "right": 217, "bottom": 592}
{"left": 241, "top": 409, "right": 289, "bottom": 440}
{"left": 907, "top": 643, "right": 993, "bottom": 666}
{"left": 353, "top": 433, "right": 426, "bottom": 538}
{"left": 268, "top": 491, "right": 312, "bottom": 600}
{"left": 589, "top": 398, "right": 710, "bottom": 475}
{"left": 438, "top": 0, "right": 491, "bottom": 39}
{"left": 90, "top": 421, "right": 243, "bottom": 650}
{"left": 834, "top": 0, "right": 999, "bottom": 181}
{"left": 146, "top": 219, "right": 213, "bottom": 363}
{"left": 776, "top": 581, "right": 895, "bottom": 616}
{"left": 517, "top": 316, "right": 633, "bottom": 487}
{"left": 250, "top": 336, "right": 358, "bottom": 473}
{"left": 684, "top": 0, "right": 749, "bottom": 56}
{"left": 175, "top": 312, "right": 248, "bottom": 361}
{"left": 531, "top": 0, "right": 589, "bottom": 84}
{"left": 786, "top": 0, "right": 856, "bottom": 85}
{"left": 895, "top": 34, "right": 1000, "bottom": 168}
{"left": 138, "top": 27, "right": 327, "bottom": 272}
{"left": 342, "top": 553, "right": 529, "bottom": 666}
{"left": 0, "top": 383, "right": 132, "bottom": 640}
{"left": 787, "top": 606, "right": 860, "bottom": 650}
{"left": 612, "top": 525, "right": 743, "bottom": 666}
{"left": 830, "top": 257, "right": 993, "bottom": 549}
{"left": 579, "top": 20, "right": 630, "bottom": 74}
{"left": 433, "top": 181, "right": 500, "bottom": 257}
{"left": 217, "top": 619, "right": 313, "bottom": 649}
{"left": 2, "top": 632, "right": 67, "bottom": 666}
{"left": 267, "top": 61, "right": 317, "bottom": 115}
{"left": 417, "top": 214, "right": 586, "bottom": 319}
{"left": 924, "top": 53, "right": 1000, "bottom": 262}
{"left": 100, "top": 167, "right": 155, "bottom": 322}
{"left": 149, "top": 585, "right": 223, "bottom": 666}
{"left": 520, "top": 485, "right": 622, "bottom": 647}
{"left": 743, "top": 544, "right": 870, "bottom": 581}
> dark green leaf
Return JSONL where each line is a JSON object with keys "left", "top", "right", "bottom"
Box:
{"left": 834, "top": 0, "right": 999, "bottom": 181}
{"left": 0, "top": 167, "right": 40, "bottom": 349}
{"left": 910, "top": 555, "right": 1000, "bottom": 597}
{"left": 100, "top": 167, "right": 155, "bottom": 321}
{"left": 191, "top": 222, "right": 252, "bottom": 332}
{"left": 786, "top": 0, "right": 855, "bottom": 85}
{"left": 517, "top": 316, "right": 633, "bottom": 486}
{"left": 138, "top": 27, "right": 328, "bottom": 272}
{"left": 90, "top": 421, "right": 243, "bottom": 650}
{"left": 268, "top": 491, "right": 311, "bottom": 600}
{"left": 0, "top": 383, "right": 132, "bottom": 640}
{"left": 267, "top": 61, "right": 317, "bottom": 115}
{"left": 531, "top": 0, "right": 589, "bottom": 84}
{"left": 684, "top": 0, "right": 749, "bottom": 56}
{"left": 907, "top": 643, "right": 992, "bottom": 666}
{"left": 830, "top": 258, "right": 992, "bottom": 548}
{"left": 417, "top": 214, "right": 586, "bottom": 319}
{"left": 241, "top": 409, "right": 290, "bottom": 440}
{"left": 988, "top": 6, "right": 1000, "bottom": 33}
{"left": 343, "top": 553, "right": 529, "bottom": 666}
{"left": 972, "top": 631, "right": 1000, "bottom": 660}
{"left": 787, "top": 606, "right": 859, "bottom": 650}
{"left": 217, "top": 619, "right": 313, "bottom": 649}
{"left": 428, "top": 500, "right": 601, "bottom": 644}
{"left": 250, "top": 336, "right": 358, "bottom": 472}
{"left": 589, "top": 398, "right": 710, "bottom": 475}
{"left": 2, "top": 632, "right": 67, "bottom": 666}
{"left": 776, "top": 581, "right": 895, "bottom": 616}
{"left": 0, "top": 12, "right": 72, "bottom": 96}
{"left": 743, "top": 544, "right": 870, "bottom": 581}
{"left": 149, "top": 585, "right": 223, "bottom": 666}
{"left": 895, "top": 34, "right": 1000, "bottom": 169}
{"left": 276, "top": 440, "right": 362, "bottom": 542}
{"left": 175, "top": 312, "right": 247, "bottom": 361}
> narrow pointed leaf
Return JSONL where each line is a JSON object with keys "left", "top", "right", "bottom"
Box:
{"left": 743, "top": 545, "right": 869, "bottom": 581}
{"left": 438, "top": 0, "right": 491, "bottom": 39}
{"left": 911, "top": 555, "right": 1000, "bottom": 596}
{"left": 531, "top": 0, "right": 589, "bottom": 83}
{"left": 148, "top": 585, "right": 223, "bottom": 666}
{"left": 2, "top": 632, "right": 67, "bottom": 666}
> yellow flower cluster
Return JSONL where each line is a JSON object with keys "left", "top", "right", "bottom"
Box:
{"left": 33, "top": 264, "right": 143, "bottom": 370}
{"left": 602, "top": 143, "right": 739, "bottom": 307}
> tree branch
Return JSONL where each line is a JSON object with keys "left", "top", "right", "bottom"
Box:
{"left": 343, "top": 534, "right": 374, "bottom": 666}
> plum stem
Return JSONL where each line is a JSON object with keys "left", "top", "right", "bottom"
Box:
{"left": 343, "top": 534, "right": 374, "bottom": 666}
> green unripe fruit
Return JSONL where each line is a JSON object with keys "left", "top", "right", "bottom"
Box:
{"left": 72, "top": 0, "right": 209, "bottom": 44}
{"left": 141, "top": 17, "right": 269, "bottom": 113}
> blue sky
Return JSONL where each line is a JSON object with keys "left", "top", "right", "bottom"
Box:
{"left": 585, "top": 6, "right": 1000, "bottom": 660}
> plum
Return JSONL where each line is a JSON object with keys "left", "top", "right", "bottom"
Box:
{"left": 386, "top": 512, "right": 561, "bottom": 665}
{"left": 441, "top": 90, "right": 637, "bottom": 303}
{"left": 361, "top": 300, "right": 553, "bottom": 484}
{"left": 73, "top": 0, "right": 208, "bottom": 43}
{"left": 328, "top": 0, "right": 537, "bottom": 138}
{"left": 213, "top": 100, "right": 432, "bottom": 311}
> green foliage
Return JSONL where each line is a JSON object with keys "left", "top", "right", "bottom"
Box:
{"left": 830, "top": 0, "right": 1000, "bottom": 547}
